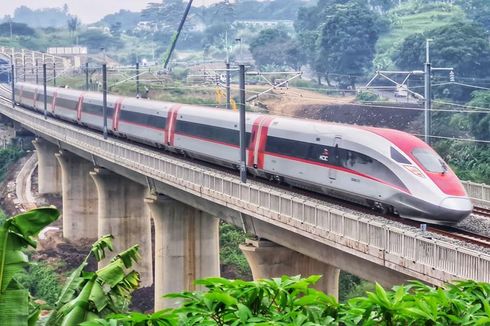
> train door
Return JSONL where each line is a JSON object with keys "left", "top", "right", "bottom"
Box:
{"left": 329, "top": 136, "right": 342, "bottom": 180}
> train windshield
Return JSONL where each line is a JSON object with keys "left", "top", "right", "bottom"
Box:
{"left": 412, "top": 148, "right": 446, "bottom": 173}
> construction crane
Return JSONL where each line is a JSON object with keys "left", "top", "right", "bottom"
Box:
{"left": 161, "top": 0, "right": 194, "bottom": 70}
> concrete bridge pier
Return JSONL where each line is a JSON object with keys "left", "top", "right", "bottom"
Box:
{"left": 145, "top": 194, "right": 220, "bottom": 310}
{"left": 55, "top": 150, "right": 98, "bottom": 241}
{"left": 240, "top": 239, "right": 340, "bottom": 299}
{"left": 32, "top": 138, "right": 61, "bottom": 194}
{"left": 90, "top": 168, "right": 153, "bottom": 287}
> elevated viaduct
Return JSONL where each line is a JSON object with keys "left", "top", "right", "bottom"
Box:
{"left": 0, "top": 96, "right": 488, "bottom": 310}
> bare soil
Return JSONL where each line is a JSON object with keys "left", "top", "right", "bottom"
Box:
{"left": 259, "top": 87, "right": 423, "bottom": 132}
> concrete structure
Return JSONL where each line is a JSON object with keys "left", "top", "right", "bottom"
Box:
{"left": 47, "top": 47, "right": 88, "bottom": 67}
{"left": 90, "top": 167, "right": 153, "bottom": 287}
{"left": 55, "top": 150, "right": 98, "bottom": 241}
{"left": 463, "top": 181, "right": 490, "bottom": 207}
{"left": 241, "top": 239, "right": 340, "bottom": 298}
{"left": 32, "top": 139, "right": 61, "bottom": 194}
{"left": 146, "top": 194, "right": 220, "bottom": 309}
{"left": 0, "top": 47, "right": 69, "bottom": 83}
{"left": 1, "top": 96, "right": 490, "bottom": 311}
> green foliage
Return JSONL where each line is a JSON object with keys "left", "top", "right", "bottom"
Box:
{"left": 0, "top": 207, "right": 60, "bottom": 326}
{"left": 77, "top": 30, "right": 124, "bottom": 51}
{"left": 83, "top": 277, "right": 490, "bottom": 326}
{"left": 318, "top": 1, "right": 380, "bottom": 87}
{"left": 0, "top": 147, "right": 24, "bottom": 182}
{"left": 356, "top": 91, "right": 381, "bottom": 102}
{"left": 47, "top": 235, "right": 142, "bottom": 326}
{"left": 249, "top": 28, "right": 303, "bottom": 70}
{"left": 338, "top": 271, "right": 376, "bottom": 303}
{"left": 10, "top": 5, "right": 71, "bottom": 29}
{"left": 434, "top": 140, "right": 490, "bottom": 184}
{"left": 432, "top": 90, "right": 490, "bottom": 183}
{"left": 219, "top": 224, "right": 251, "bottom": 280}
{"left": 297, "top": 0, "right": 380, "bottom": 86}
{"left": 0, "top": 22, "right": 35, "bottom": 37}
{"left": 458, "top": 0, "right": 490, "bottom": 30}
{"left": 15, "top": 262, "right": 62, "bottom": 307}
{"left": 376, "top": 0, "right": 466, "bottom": 69}
{"left": 394, "top": 22, "right": 490, "bottom": 101}
{"left": 465, "top": 91, "right": 490, "bottom": 141}
{"left": 170, "top": 67, "right": 190, "bottom": 82}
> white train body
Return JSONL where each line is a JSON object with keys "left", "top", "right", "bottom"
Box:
{"left": 12, "top": 82, "right": 473, "bottom": 224}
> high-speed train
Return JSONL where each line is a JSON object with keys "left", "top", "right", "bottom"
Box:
{"left": 11, "top": 82, "right": 473, "bottom": 224}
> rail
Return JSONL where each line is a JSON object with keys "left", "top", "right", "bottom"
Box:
{"left": 0, "top": 102, "right": 489, "bottom": 285}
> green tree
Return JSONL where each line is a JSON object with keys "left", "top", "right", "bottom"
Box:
{"left": 316, "top": 1, "right": 380, "bottom": 88}
{"left": 0, "top": 207, "right": 59, "bottom": 326}
{"left": 78, "top": 30, "right": 123, "bottom": 51}
{"left": 458, "top": 0, "right": 490, "bottom": 30}
{"left": 465, "top": 91, "right": 490, "bottom": 141}
{"left": 67, "top": 15, "right": 80, "bottom": 39}
{"left": 249, "top": 28, "right": 303, "bottom": 69}
{"left": 394, "top": 22, "right": 490, "bottom": 100}
{"left": 110, "top": 22, "right": 122, "bottom": 38}
{"left": 141, "top": 0, "right": 187, "bottom": 29}
{"left": 0, "top": 22, "right": 35, "bottom": 37}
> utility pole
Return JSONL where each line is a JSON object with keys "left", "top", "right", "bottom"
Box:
{"left": 35, "top": 59, "right": 39, "bottom": 84}
{"left": 238, "top": 64, "right": 247, "bottom": 183}
{"left": 424, "top": 39, "right": 432, "bottom": 145}
{"left": 43, "top": 63, "right": 47, "bottom": 119}
{"left": 15, "top": 58, "right": 19, "bottom": 83}
{"left": 10, "top": 62, "right": 15, "bottom": 108}
{"left": 225, "top": 31, "right": 231, "bottom": 110}
{"left": 423, "top": 39, "right": 453, "bottom": 146}
{"left": 364, "top": 41, "right": 452, "bottom": 146}
{"left": 85, "top": 62, "right": 89, "bottom": 91}
{"left": 53, "top": 62, "right": 56, "bottom": 86}
{"left": 226, "top": 62, "right": 231, "bottom": 110}
{"left": 22, "top": 54, "right": 26, "bottom": 82}
{"left": 136, "top": 62, "right": 140, "bottom": 97}
{"left": 102, "top": 64, "right": 108, "bottom": 139}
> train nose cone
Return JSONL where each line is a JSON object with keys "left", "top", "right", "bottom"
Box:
{"left": 439, "top": 197, "right": 473, "bottom": 223}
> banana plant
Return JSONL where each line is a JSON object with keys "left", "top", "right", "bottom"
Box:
{"left": 47, "top": 235, "right": 142, "bottom": 326}
{"left": 0, "top": 207, "right": 60, "bottom": 326}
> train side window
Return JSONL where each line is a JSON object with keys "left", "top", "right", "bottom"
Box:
{"left": 84, "top": 103, "right": 103, "bottom": 115}
{"left": 266, "top": 136, "right": 311, "bottom": 160}
{"left": 308, "top": 143, "right": 333, "bottom": 164}
{"left": 344, "top": 150, "right": 405, "bottom": 189}
{"left": 56, "top": 98, "right": 77, "bottom": 110}
{"left": 390, "top": 147, "right": 411, "bottom": 164}
{"left": 175, "top": 120, "right": 249, "bottom": 146}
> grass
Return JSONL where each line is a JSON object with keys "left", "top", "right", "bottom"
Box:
{"left": 375, "top": 1, "right": 467, "bottom": 69}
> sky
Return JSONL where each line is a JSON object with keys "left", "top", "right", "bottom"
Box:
{"left": 1, "top": 0, "right": 223, "bottom": 24}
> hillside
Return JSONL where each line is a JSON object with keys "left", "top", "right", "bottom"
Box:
{"left": 375, "top": 1, "right": 467, "bottom": 69}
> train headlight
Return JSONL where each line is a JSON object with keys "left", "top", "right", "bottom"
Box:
{"left": 403, "top": 165, "right": 425, "bottom": 178}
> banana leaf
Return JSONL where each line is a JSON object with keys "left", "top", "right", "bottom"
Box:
{"left": 48, "top": 237, "right": 141, "bottom": 326}
{"left": 0, "top": 207, "right": 59, "bottom": 326}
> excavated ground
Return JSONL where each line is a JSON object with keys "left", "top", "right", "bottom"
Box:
{"left": 258, "top": 87, "right": 423, "bottom": 132}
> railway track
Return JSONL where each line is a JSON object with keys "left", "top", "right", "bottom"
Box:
{"left": 473, "top": 206, "right": 490, "bottom": 219}
{"left": 430, "top": 225, "right": 490, "bottom": 249}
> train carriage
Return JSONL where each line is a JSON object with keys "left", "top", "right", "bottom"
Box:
{"left": 13, "top": 82, "right": 473, "bottom": 225}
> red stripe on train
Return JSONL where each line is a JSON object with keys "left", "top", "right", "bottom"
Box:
{"left": 165, "top": 105, "right": 181, "bottom": 146}
{"left": 51, "top": 92, "right": 57, "bottom": 113}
